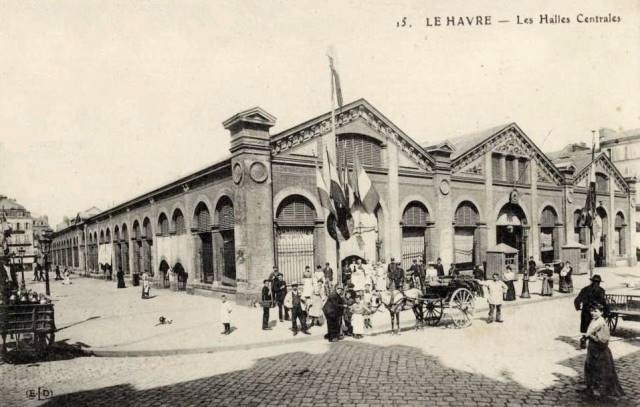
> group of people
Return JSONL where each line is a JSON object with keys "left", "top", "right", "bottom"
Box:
{"left": 32, "top": 264, "right": 71, "bottom": 284}
{"left": 530, "top": 257, "right": 574, "bottom": 296}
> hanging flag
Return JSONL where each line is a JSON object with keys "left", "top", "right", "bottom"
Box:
{"left": 325, "top": 147, "right": 347, "bottom": 214}
{"left": 580, "top": 142, "right": 597, "bottom": 240}
{"left": 354, "top": 154, "right": 380, "bottom": 213}
{"left": 328, "top": 56, "right": 343, "bottom": 108}
{"left": 316, "top": 164, "right": 336, "bottom": 219}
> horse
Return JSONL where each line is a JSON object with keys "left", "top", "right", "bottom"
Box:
{"left": 374, "top": 287, "right": 425, "bottom": 334}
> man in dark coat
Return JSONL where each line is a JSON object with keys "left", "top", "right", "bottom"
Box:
{"left": 574, "top": 274, "right": 607, "bottom": 349}
{"left": 527, "top": 256, "right": 537, "bottom": 277}
{"left": 388, "top": 260, "right": 404, "bottom": 290}
{"left": 323, "top": 285, "right": 345, "bottom": 342}
{"left": 271, "top": 272, "right": 289, "bottom": 322}
{"left": 261, "top": 279, "right": 272, "bottom": 330}
{"left": 323, "top": 262, "right": 334, "bottom": 291}
{"left": 435, "top": 257, "right": 445, "bottom": 277}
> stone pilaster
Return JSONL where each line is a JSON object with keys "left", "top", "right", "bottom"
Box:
{"left": 627, "top": 178, "right": 637, "bottom": 266}
{"left": 386, "top": 142, "right": 401, "bottom": 260}
{"left": 530, "top": 160, "right": 540, "bottom": 263}
{"left": 431, "top": 147, "right": 453, "bottom": 269}
{"left": 484, "top": 152, "right": 496, "bottom": 247}
{"left": 223, "top": 107, "right": 277, "bottom": 305}
{"left": 609, "top": 171, "right": 615, "bottom": 266}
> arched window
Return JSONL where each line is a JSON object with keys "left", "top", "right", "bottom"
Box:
{"left": 106, "top": 228, "right": 111, "bottom": 243}
{"left": 402, "top": 202, "right": 429, "bottom": 227}
{"left": 194, "top": 203, "right": 210, "bottom": 233}
{"left": 573, "top": 209, "right": 586, "bottom": 245}
{"left": 158, "top": 213, "right": 169, "bottom": 236}
{"left": 143, "top": 217, "right": 152, "bottom": 239}
{"left": 337, "top": 134, "right": 383, "bottom": 167}
{"left": 454, "top": 202, "right": 479, "bottom": 227}
{"left": 133, "top": 221, "right": 141, "bottom": 240}
{"left": 454, "top": 201, "right": 481, "bottom": 269}
{"left": 275, "top": 195, "right": 316, "bottom": 284}
{"left": 401, "top": 201, "right": 430, "bottom": 268}
{"left": 276, "top": 196, "right": 316, "bottom": 227}
{"left": 215, "top": 197, "right": 234, "bottom": 231}
{"left": 172, "top": 209, "right": 186, "bottom": 235}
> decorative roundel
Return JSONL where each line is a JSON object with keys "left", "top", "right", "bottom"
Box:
{"left": 232, "top": 162, "right": 244, "bottom": 185}
{"left": 439, "top": 179, "right": 450, "bottom": 195}
{"left": 567, "top": 191, "right": 574, "bottom": 204}
{"left": 249, "top": 161, "right": 268, "bottom": 183}
{"left": 509, "top": 189, "right": 519, "bottom": 204}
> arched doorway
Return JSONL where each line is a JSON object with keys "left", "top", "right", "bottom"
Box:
{"left": 194, "top": 202, "right": 214, "bottom": 283}
{"left": 174, "top": 262, "right": 187, "bottom": 291}
{"left": 454, "top": 201, "right": 480, "bottom": 270}
{"left": 594, "top": 207, "right": 608, "bottom": 267}
{"left": 401, "top": 201, "right": 431, "bottom": 270}
{"left": 159, "top": 259, "right": 170, "bottom": 288}
{"left": 215, "top": 197, "right": 236, "bottom": 287}
{"left": 132, "top": 220, "right": 142, "bottom": 275}
{"left": 113, "top": 226, "right": 122, "bottom": 272}
{"left": 275, "top": 195, "right": 316, "bottom": 284}
{"left": 496, "top": 203, "right": 527, "bottom": 272}
{"left": 142, "top": 218, "right": 153, "bottom": 276}
{"left": 121, "top": 224, "right": 130, "bottom": 274}
{"left": 539, "top": 206, "right": 560, "bottom": 264}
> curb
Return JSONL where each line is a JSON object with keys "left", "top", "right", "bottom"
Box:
{"left": 90, "top": 282, "right": 631, "bottom": 358}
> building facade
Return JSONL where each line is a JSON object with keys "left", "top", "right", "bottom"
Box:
{"left": 0, "top": 195, "right": 36, "bottom": 271}
{"left": 51, "top": 100, "right": 637, "bottom": 304}
{"left": 599, "top": 128, "right": 640, "bottom": 257}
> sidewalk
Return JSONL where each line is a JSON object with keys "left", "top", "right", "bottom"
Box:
{"left": 26, "top": 266, "right": 640, "bottom": 357}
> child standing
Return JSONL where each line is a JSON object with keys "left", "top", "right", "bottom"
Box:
{"left": 351, "top": 296, "right": 371, "bottom": 339}
{"left": 363, "top": 283, "right": 374, "bottom": 329}
{"left": 219, "top": 294, "right": 233, "bottom": 335}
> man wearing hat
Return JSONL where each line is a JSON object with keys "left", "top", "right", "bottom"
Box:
{"left": 284, "top": 283, "right": 310, "bottom": 336}
{"left": 387, "top": 259, "right": 404, "bottom": 291}
{"left": 323, "top": 285, "right": 345, "bottom": 342}
{"left": 574, "top": 274, "right": 607, "bottom": 349}
{"left": 261, "top": 279, "right": 273, "bottom": 330}
{"left": 271, "top": 268, "right": 289, "bottom": 322}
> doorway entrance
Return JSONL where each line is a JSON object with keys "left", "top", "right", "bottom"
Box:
{"left": 496, "top": 203, "right": 527, "bottom": 272}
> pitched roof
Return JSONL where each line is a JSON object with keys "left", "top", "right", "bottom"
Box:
{"left": 0, "top": 195, "right": 26, "bottom": 212}
{"left": 422, "top": 123, "right": 512, "bottom": 160}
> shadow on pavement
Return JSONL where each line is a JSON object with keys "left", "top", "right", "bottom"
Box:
{"left": 3, "top": 339, "right": 94, "bottom": 365}
{"left": 56, "top": 315, "right": 101, "bottom": 332}
{"left": 43, "top": 341, "right": 639, "bottom": 407}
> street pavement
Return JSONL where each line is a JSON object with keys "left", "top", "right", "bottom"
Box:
{"left": 1, "top": 267, "right": 639, "bottom": 406}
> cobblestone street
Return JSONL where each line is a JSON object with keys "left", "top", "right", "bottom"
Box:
{"left": 2, "top": 274, "right": 640, "bottom": 406}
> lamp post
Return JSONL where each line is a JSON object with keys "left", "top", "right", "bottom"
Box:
{"left": 520, "top": 228, "right": 530, "bottom": 298}
{"left": 18, "top": 246, "right": 26, "bottom": 290}
{"left": 40, "top": 232, "right": 52, "bottom": 296}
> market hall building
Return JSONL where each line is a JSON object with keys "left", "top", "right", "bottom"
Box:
{"left": 51, "top": 99, "right": 637, "bottom": 304}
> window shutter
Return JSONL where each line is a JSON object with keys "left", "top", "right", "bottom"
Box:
{"left": 402, "top": 203, "right": 429, "bottom": 227}
{"left": 541, "top": 207, "right": 557, "bottom": 227}
{"left": 337, "top": 134, "right": 382, "bottom": 167}
{"left": 277, "top": 197, "right": 315, "bottom": 227}
{"left": 197, "top": 207, "right": 211, "bottom": 232}
{"left": 455, "top": 202, "right": 479, "bottom": 227}
{"left": 492, "top": 154, "right": 502, "bottom": 180}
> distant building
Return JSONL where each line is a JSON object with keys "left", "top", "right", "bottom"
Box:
{"left": 0, "top": 195, "right": 35, "bottom": 271}
{"left": 600, "top": 128, "right": 640, "bottom": 257}
{"left": 32, "top": 215, "right": 53, "bottom": 266}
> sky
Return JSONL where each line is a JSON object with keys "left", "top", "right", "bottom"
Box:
{"left": 1, "top": 0, "right": 638, "bottom": 227}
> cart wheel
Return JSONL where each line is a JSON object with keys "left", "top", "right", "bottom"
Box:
{"left": 606, "top": 314, "right": 618, "bottom": 334}
{"left": 34, "top": 332, "right": 55, "bottom": 353}
{"left": 449, "top": 288, "right": 475, "bottom": 328}
{"left": 424, "top": 299, "right": 444, "bottom": 326}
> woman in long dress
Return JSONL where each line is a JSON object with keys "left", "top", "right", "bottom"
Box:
{"left": 582, "top": 303, "right": 624, "bottom": 399}
{"left": 116, "top": 267, "right": 126, "bottom": 288}
{"left": 540, "top": 264, "right": 553, "bottom": 296}
{"left": 503, "top": 266, "right": 516, "bottom": 301}
{"left": 559, "top": 261, "right": 573, "bottom": 293}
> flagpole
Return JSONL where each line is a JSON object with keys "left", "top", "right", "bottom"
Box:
{"left": 330, "top": 58, "right": 341, "bottom": 285}
{"left": 589, "top": 130, "right": 596, "bottom": 279}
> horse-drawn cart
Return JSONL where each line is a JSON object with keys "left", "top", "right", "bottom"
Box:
{"left": 0, "top": 303, "right": 56, "bottom": 358}
{"left": 605, "top": 294, "right": 640, "bottom": 334}
{"left": 420, "top": 276, "right": 480, "bottom": 328}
